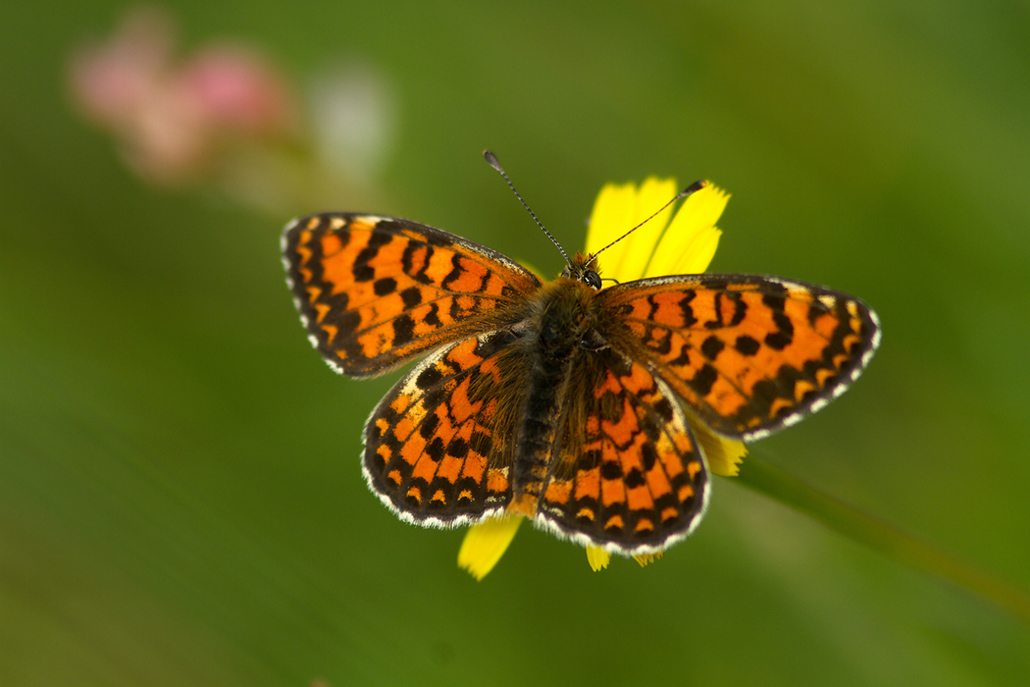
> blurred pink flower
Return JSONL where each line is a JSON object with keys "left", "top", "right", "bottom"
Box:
{"left": 182, "top": 46, "right": 295, "bottom": 135}
{"left": 69, "top": 7, "right": 296, "bottom": 183}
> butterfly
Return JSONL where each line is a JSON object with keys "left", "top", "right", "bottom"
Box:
{"left": 281, "top": 158, "right": 880, "bottom": 557}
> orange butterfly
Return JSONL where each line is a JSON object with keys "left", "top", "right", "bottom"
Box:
{"left": 282, "top": 157, "right": 879, "bottom": 557}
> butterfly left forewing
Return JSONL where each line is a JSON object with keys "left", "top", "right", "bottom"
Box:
{"left": 283, "top": 213, "right": 540, "bottom": 377}
{"left": 598, "top": 274, "right": 880, "bottom": 440}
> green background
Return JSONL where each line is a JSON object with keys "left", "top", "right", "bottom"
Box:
{"left": 3, "top": 1, "right": 1029, "bottom": 685}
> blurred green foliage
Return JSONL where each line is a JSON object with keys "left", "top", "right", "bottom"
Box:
{"left": 2, "top": 1, "right": 1029, "bottom": 685}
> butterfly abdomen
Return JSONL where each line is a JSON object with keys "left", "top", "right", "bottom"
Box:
{"left": 512, "top": 279, "right": 596, "bottom": 507}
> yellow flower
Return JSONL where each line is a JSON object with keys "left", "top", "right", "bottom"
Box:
{"left": 458, "top": 515, "right": 523, "bottom": 580}
{"left": 459, "top": 177, "right": 745, "bottom": 579}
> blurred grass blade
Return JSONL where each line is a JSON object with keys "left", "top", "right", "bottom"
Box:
{"left": 736, "top": 456, "right": 1030, "bottom": 624}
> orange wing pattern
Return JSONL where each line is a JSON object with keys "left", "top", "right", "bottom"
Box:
{"left": 535, "top": 348, "right": 708, "bottom": 554}
{"left": 599, "top": 274, "right": 880, "bottom": 440}
{"left": 282, "top": 213, "right": 539, "bottom": 376}
{"left": 362, "top": 330, "right": 525, "bottom": 525}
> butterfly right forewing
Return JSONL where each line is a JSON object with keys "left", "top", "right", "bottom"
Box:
{"left": 599, "top": 273, "right": 880, "bottom": 441}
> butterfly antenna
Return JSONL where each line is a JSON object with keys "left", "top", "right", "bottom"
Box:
{"left": 484, "top": 150, "right": 572, "bottom": 267}
{"left": 585, "top": 179, "right": 708, "bottom": 269}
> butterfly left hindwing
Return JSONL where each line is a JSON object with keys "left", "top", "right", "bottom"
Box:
{"left": 361, "top": 329, "right": 524, "bottom": 527}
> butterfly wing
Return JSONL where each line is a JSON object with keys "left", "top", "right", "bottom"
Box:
{"left": 598, "top": 274, "right": 880, "bottom": 440}
{"left": 362, "top": 329, "right": 529, "bottom": 526}
{"left": 534, "top": 347, "right": 709, "bottom": 555}
{"left": 283, "top": 213, "right": 540, "bottom": 376}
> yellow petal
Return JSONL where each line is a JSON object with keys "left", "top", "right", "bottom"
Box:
{"left": 587, "top": 178, "right": 679, "bottom": 283}
{"left": 633, "top": 551, "right": 664, "bottom": 567}
{"left": 644, "top": 183, "right": 729, "bottom": 277}
{"left": 691, "top": 417, "right": 747, "bottom": 477}
{"left": 611, "top": 178, "right": 680, "bottom": 281}
{"left": 458, "top": 516, "right": 523, "bottom": 580}
{"left": 586, "top": 546, "right": 611, "bottom": 571}
{"left": 586, "top": 182, "right": 637, "bottom": 257}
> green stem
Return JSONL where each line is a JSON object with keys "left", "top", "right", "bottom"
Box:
{"left": 735, "top": 455, "right": 1030, "bottom": 624}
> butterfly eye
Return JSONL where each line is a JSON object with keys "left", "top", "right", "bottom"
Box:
{"left": 583, "top": 270, "right": 602, "bottom": 290}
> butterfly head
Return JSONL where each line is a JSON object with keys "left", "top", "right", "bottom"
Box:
{"left": 561, "top": 252, "right": 603, "bottom": 290}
